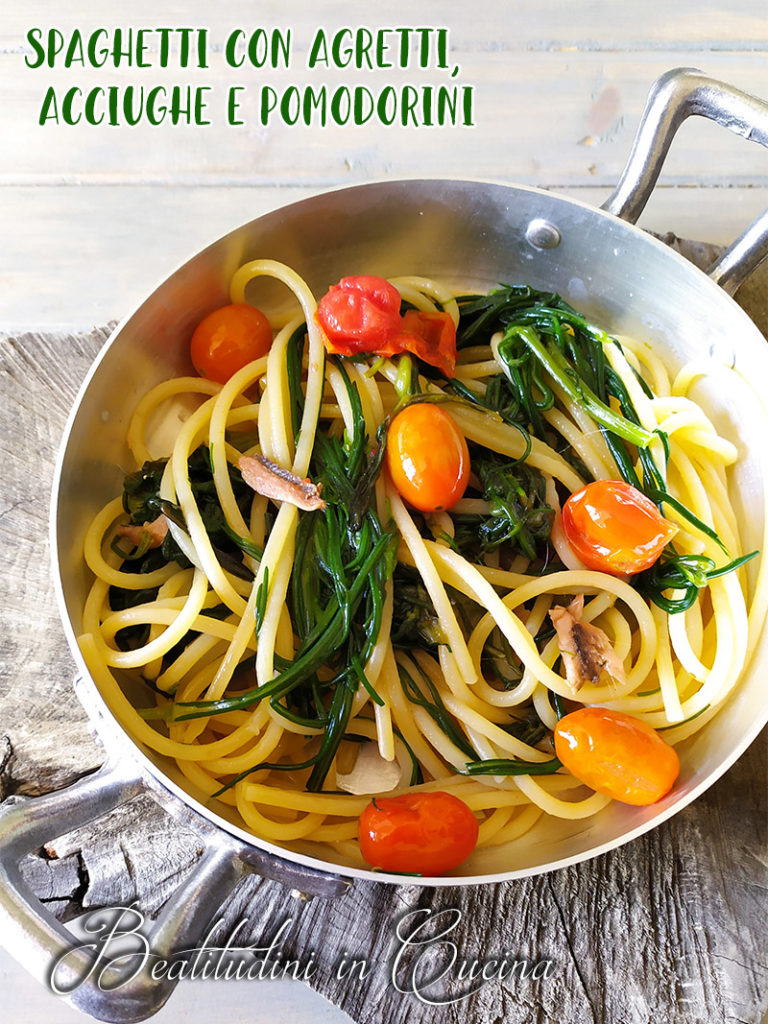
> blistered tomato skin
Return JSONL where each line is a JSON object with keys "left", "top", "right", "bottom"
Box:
{"left": 386, "top": 404, "right": 470, "bottom": 513}
{"left": 554, "top": 707, "right": 680, "bottom": 805}
{"left": 190, "top": 303, "right": 272, "bottom": 384}
{"left": 315, "top": 275, "right": 458, "bottom": 374}
{"left": 395, "top": 309, "right": 457, "bottom": 377}
{"left": 562, "top": 479, "right": 677, "bottom": 575}
{"left": 358, "top": 791, "right": 479, "bottom": 875}
{"left": 315, "top": 276, "right": 403, "bottom": 355}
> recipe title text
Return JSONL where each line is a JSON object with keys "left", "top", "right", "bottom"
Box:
{"left": 24, "top": 25, "right": 475, "bottom": 129}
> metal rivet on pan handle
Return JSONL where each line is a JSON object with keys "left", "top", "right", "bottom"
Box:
{"left": 526, "top": 219, "right": 561, "bottom": 250}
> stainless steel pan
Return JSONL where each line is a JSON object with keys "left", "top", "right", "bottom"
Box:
{"left": 3, "top": 68, "right": 768, "bottom": 1022}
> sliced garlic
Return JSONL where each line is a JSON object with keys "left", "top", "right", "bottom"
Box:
{"left": 336, "top": 741, "right": 402, "bottom": 795}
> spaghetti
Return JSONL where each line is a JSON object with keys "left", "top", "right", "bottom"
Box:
{"left": 77, "top": 261, "right": 767, "bottom": 872}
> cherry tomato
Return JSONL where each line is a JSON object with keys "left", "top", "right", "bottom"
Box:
{"left": 554, "top": 707, "right": 680, "bottom": 805}
{"left": 190, "top": 303, "right": 272, "bottom": 384}
{"left": 315, "top": 276, "right": 403, "bottom": 356}
{"left": 358, "top": 791, "right": 479, "bottom": 875}
{"left": 562, "top": 479, "right": 677, "bottom": 575}
{"left": 394, "top": 309, "right": 457, "bottom": 377}
{"left": 315, "top": 275, "right": 458, "bottom": 376}
{"left": 386, "top": 404, "right": 470, "bottom": 513}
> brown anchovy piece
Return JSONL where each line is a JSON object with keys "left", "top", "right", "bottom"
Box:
{"left": 549, "top": 594, "right": 627, "bottom": 691}
{"left": 116, "top": 514, "right": 168, "bottom": 549}
{"left": 239, "top": 454, "right": 326, "bottom": 512}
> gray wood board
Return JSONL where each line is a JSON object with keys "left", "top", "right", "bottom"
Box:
{"left": 1, "top": 241, "right": 767, "bottom": 1024}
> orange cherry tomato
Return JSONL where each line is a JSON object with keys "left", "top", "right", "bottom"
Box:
{"left": 386, "top": 404, "right": 470, "bottom": 513}
{"left": 562, "top": 479, "right": 677, "bottom": 575}
{"left": 315, "top": 275, "right": 457, "bottom": 376}
{"left": 190, "top": 303, "right": 272, "bottom": 384}
{"left": 358, "top": 791, "right": 479, "bottom": 875}
{"left": 554, "top": 707, "right": 680, "bottom": 805}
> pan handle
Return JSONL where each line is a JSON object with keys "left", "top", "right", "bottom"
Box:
{"left": 602, "top": 67, "right": 768, "bottom": 294}
{"left": 0, "top": 749, "right": 349, "bottom": 1023}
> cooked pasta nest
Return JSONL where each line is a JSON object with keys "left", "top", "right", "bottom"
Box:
{"left": 77, "top": 259, "right": 768, "bottom": 872}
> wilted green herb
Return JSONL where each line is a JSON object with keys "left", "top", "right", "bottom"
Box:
{"left": 176, "top": 360, "right": 397, "bottom": 792}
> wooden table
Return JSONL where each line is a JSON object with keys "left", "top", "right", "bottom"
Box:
{"left": 2, "top": 4, "right": 768, "bottom": 1023}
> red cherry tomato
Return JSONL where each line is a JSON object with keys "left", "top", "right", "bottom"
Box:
{"left": 315, "top": 275, "right": 457, "bottom": 376}
{"left": 190, "top": 303, "right": 272, "bottom": 384}
{"left": 386, "top": 404, "right": 470, "bottom": 513}
{"left": 358, "top": 791, "right": 479, "bottom": 875}
{"left": 554, "top": 707, "right": 680, "bottom": 805}
{"left": 562, "top": 479, "right": 677, "bottom": 575}
{"left": 315, "top": 276, "right": 403, "bottom": 355}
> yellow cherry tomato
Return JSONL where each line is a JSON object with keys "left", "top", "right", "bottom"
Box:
{"left": 554, "top": 707, "right": 680, "bottom": 805}
{"left": 562, "top": 479, "right": 677, "bottom": 575}
{"left": 386, "top": 404, "right": 470, "bottom": 513}
{"left": 190, "top": 303, "right": 272, "bottom": 384}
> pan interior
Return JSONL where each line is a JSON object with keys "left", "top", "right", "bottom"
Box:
{"left": 53, "top": 180, "right": 768, "bottom": 881}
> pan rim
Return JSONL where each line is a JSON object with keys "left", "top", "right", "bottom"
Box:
{"left": 49, "top": 176, "right": 768, "bottom": 887}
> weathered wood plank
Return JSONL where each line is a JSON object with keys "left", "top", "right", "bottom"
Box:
{"left": 0, "top": 942, "right": 355, "bottom": 1024}
{"left": 18, "top": 849, "right": 84, "bottom": 919}
{"left": 4, "top": 0, "right": 768, "bottom": 52}
{"left": 44, "top": 794, "right": 204, "bottom": 917}
{"left": 3, "top": 51, "right": 768, "bottom": 186}
{"left": 0, "top": 328, "right": 107, "bottom": 795}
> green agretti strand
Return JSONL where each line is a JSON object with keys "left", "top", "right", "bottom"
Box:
{"left": 456, "top": 285, "right": 756, "bottom": 616}
{"left": 175, "top": 514, "right": 394, "bottom": 719}
{"left": 176, "top": 357, "right": 397, "bottom": 790}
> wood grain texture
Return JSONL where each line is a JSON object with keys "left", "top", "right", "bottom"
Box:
{"left": 0, "top": 242, "right": 766, "bottom": 1023}
{"left": 4, "top": 51, "right": 768, "bottom": 186}
{"left": 5, "top": 1, "right": 768, "bottom": 190}
{"left": 4, "top": 0, "right": 768, "bottom": 51}
{"left": 0, "top": 328, "right": 106, "bottom": 796}
{"left": 4, "top": 3, "right": 768, "bottom": 335}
